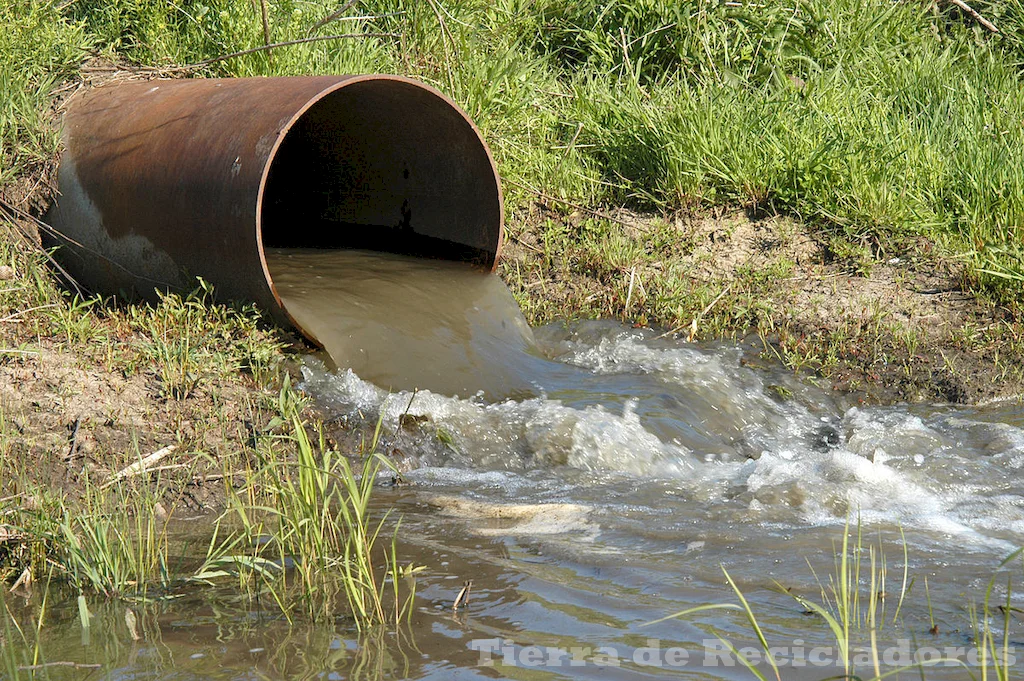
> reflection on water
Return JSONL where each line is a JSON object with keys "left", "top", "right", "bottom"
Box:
{"left": 1, "top": 585, "right": 426, "bottom": 680}
{"left": 7, "top": 251, "right": 1024, "bottom": 680}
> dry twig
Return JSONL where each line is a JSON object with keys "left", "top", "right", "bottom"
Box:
{"left": 505, "top": 178, "right": 638, "bottom": 228}
{"left": 18, "top": 663, "right": 102, "bottom": 672}
{"left": 307, "top": 0, "right": 358, "bottom": 34}
{"left": 944, "top": 0, "right": 999, "bottom": 33}
{"left": 184, "top": 32, "right": 400, "bottom": 68}
{"left": 102, "top": 445, "right": 177, "bottom": 488}
{"left": 654, "top": 283, "right": 734, "bottom": 341}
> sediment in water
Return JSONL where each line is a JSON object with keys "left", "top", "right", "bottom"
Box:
{"left": 265, "top": 248, "right": 552, "bottom": 400}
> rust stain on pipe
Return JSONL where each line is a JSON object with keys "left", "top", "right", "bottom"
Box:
{"left": 46, "top": 75, "right": 504, "bottom": 342}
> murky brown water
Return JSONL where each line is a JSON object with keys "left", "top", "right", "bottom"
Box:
{"left": 6, "top": 250, "right": 1024, "bottom": 679}
{"left": 266, "top": 248, "right": 548, "bottom": 400}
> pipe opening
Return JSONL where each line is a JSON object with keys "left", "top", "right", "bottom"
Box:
{"left": 259, "top": 78, "right": 502, "bottom": 269}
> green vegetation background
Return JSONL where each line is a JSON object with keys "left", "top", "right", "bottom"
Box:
{"left": 5, "top": 0, "right": 1024, "bottom": 299}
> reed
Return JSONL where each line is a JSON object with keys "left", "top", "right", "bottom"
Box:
{"left": 204, "top": 379, "right": 419, "bottom": 628}
{"left": 644, "top": 519, "right": 1021, "bottom": 680}
{"left": 52, "top": 486, "right": 171, "bottom": 600}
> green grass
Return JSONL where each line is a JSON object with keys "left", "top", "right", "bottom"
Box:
{"left": 3, "top": 0, "right": 1024, "bottom": 672}
{"left": 4, "top": 0, "right": 1024, "bottom": 301}
{"left": 207, "top": 380, "right": 419, "bottom": 628}
{"left": 2, "top": 378, "right": 415, "bottom": 630}
{"left": 4, "top": 0, "right": 1024, "bottom": 368}
{"left": 0, "top": 1, "right": 88, "bottom": 188}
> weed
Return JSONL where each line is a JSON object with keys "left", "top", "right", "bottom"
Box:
{"left": 646, "top": 519, "right": 1021, "bottom": 679}
{"left": 206, "top": 379, "right": 420, "bottom": 628}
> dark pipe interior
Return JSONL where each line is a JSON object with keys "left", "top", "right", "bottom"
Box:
{"left": 260, "top": 79, "right": 501, "bottom": 267}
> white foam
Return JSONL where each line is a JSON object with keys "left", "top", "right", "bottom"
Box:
{"left": 300, "top": 324, "right": 1024, "bottom": 552}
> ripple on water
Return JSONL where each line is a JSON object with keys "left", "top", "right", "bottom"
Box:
{"left": 301, "top": 320, "right": 1024, "bottom": 555}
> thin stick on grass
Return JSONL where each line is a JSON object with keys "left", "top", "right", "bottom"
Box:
{"left": 18, "top": 662, "right": 102, "bottom": 671}
{"left": 424, "top": 0, "right": 457, "bottom": 91}
{"left": 0, "top": 492, "right": 26, "bottom": 507}
{"left": 184, "top": 33, "right": 401, "bottom": 68}
{"left": 191, "top": 471, "right": 246, "bottom": 483}
{"left": 0, "top": 304, "right": 59, "bottom": 323}
{"left": 653, "top": 283, "right": 733, "bottom": 341}
{"left": 307, "top": 0, "right": 358, "bottom": 35}
{"left": 257, "top": 0, "right": 271, "bottom": 48}
{"left": 509, "top": 233, "right": 544, "bottom": 254}
{"left": 0, "top": 202, "right": 85, "bottom": 297}
{"left": 504, "top": 178, "right": 637, "bottom": 228}
{"left": 122, "top": 463, "right": 193, "bottom": 474}
{"left": 102, "top": 445, "right": 177, "bottom": 488}
{"left": 624, "top": 267, "right": 636, "bottom": 317}
{"left": 310, "top": 10, "right": 405, "bottom": 31}
{"left": 944, "top": 0, "right": 999, "bottom": 33}
{"left": 305, "top": 2, "right": 404, "bottom": 36}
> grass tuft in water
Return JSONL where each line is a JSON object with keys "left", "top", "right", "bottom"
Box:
{"left": 3, "top": 376, "right": 418, "bottom": 630}
{"left": 204, "top": 378, "right": 420, "bottom": 628}
{"left": 647, "top": 519, "right": 1018, "bottom": 679}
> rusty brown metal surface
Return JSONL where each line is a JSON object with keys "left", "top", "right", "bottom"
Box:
{"left": 46, "top": 75, "right": 503, "bottom": 341}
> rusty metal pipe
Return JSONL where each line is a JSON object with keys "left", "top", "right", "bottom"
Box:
{"left": 45, "top": 75, "right": 504, "bottom": 342}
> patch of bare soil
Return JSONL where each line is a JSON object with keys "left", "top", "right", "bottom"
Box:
{"left": 0, "top": 343, "right": 277, "bottom": 513}
{"left": 503, "top": 203, "right": 1024, "bottom": 405}
{"left": 0, "top": 218, "right": 289, "bottom": 517}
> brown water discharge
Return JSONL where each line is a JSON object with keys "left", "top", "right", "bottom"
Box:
{"left": 265, "top": 248, "right": 550, "bottom": 399}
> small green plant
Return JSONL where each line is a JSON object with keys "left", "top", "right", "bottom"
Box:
{"left": 209, "top": 379, "right": 420, "bottom": 628}
{"left": 119, "top": 278, "right": 283, "bottom": 399}
{"left": 51, "top": 484, "right": 173, "bottom": 600}
{"left": 132, "top": 282, "right": 215, "bottom": 400}
{"left": 47, "top": 295, "right": 102, "bottom": 347}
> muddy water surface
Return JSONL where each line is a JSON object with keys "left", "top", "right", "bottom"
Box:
{"left": 266, "top": 248, "right": 547, "bottom": 400}
{"left": 7, "top": 250, "right": 1024, "bottom": 680}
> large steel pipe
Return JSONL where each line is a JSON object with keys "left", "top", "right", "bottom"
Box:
{"left": 46, "top": 75, "right": 504, "bottom": 340}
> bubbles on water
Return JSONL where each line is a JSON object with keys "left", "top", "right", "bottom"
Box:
{"left": 301, "top": 320, "right": 1024, "bottom": 553}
